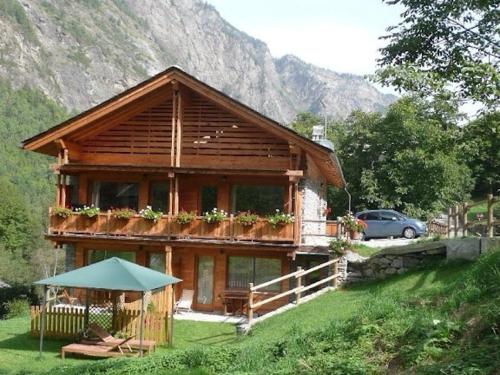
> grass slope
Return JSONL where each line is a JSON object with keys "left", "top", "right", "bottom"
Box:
{"left": 1, "top": 250, "right": 499, "bottom": 374}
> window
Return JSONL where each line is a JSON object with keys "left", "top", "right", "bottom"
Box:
{"left": 197, "top": 256, "right": 214, "bottom": 304}
{"left": 91, "top": 181, "right": 139, "bottom": 210}
{"left": 201, "top": 186, "right": 217, "bottom": 213}
{"left": 149, "top": 181, "right": 169, "bottom": 213}
{"left": 147, "top": 253, "right": 165, "bottom": 273}
{"left": 87, "top": 250, "right": 136, "bottom": 265}
{"left": 380, "top": 211, "right": 398, "bottom": 221}
{"left": 365, "top": 212, "right": 379, "bottom": 220}
{"left": 227, "top": 256, "right": 281, "bottom": 292}
{"left": 231, "top": 185, "right": 284, "bottom": 215}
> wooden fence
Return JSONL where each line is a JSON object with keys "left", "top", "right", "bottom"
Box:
{"left": 447, "top": 194, "right": 499, "bottom": 238}
{"left": 247, "top": 258, "right": 339, "bottom": 325}
{"left": 30, "top": 306, "right": 170, "bottom": 344}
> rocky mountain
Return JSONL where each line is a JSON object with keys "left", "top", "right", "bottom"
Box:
{"left": 0, "top": 0, "right": 395, "bottom": 123}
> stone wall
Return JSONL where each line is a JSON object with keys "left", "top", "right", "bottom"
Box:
{"left": 301, "top": 156, "right": 329, "bottom": 246}
{"left": 343, "top": 238, "right": 500, "bottom": 283}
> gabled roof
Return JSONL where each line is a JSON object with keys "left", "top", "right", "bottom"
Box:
{"left": 22, "top": 66, "right": 345, "bottom": 187}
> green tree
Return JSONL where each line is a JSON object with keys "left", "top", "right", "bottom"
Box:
{"left": 377, "top": 0, "right": 500, "bottom": 109}
{"left": 460, "top": 111, "right": 500, "bottom": 194}
{"left": 290, "top": 112, "right": 323, "bottom": 138}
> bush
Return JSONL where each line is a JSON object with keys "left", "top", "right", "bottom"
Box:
{"left": 3, "top": 298, "right": 29, "bottom": 319}
{"left": 0, "top": 285, "right": 37, "bottom": 319}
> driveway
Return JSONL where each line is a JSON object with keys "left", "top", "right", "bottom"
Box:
{"left": 356, "top": 237, "right": 420, "bottom": 248}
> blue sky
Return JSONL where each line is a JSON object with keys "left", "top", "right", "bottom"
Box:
{"left": 206, "top": 0, "right": 403, "bottom": 76}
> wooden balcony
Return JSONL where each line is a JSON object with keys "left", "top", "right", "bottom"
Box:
{"left": 48, "top": 212, "right": 296, "bottom": 244}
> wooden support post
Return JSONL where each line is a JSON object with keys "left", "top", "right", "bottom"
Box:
{"left": 139, "top": 291, "right": 145, "bottom": 357}
{"left": 448, "top": 207, "right": 453, "bottom": 238}
{"left": 170, "top": 87, "right": 177, "bottom": 167}
{"left": 454, "top": 205, "right": 459, "bottom": 238}
{"left": 332, "top": 261, "right": 339, "bottom": 288}
{"left": 106, "top": 210, "right": 111, "bottom": 234}
{"left": 295, "top": 267, "right": 303, "bottom": 304}
{"left": 165, "top": 246, "right": 173, "bottom": 316}
{"left": 176, "top": 91, "right": 182, "bottom": 167}
{"left": 169, "top": 284, "right": 175, "bottom": 346}
{"left": 463, "top": 203, "right": 468, "bottom": 237}
{"left": 60, "top": 174, "right": 66, "bottom": 208}
{"left": 55, "top": 174, "right": 61, "bottom": 206}
{"left": 63, "top": 148, "right": 69, "bottom": 164}
{"left": 168, "top": 175, "right": 174, "bottom": 216}
{"left": 229, "top": 214, "right": 234, "bottom": 241}
{"left": 248, "top": 283, "right": 254, "bottom": 325}
{"left": 487, "top": 194, "right": 494, "bottom": 238}
{"left": 39, "top": 285, "right": 48, "bottom": 358}
{"left": 173, "top": 176, "right": 179, "bottom": 215}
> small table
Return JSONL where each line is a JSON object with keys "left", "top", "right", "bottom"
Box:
{"left": 220, "top": 290, "right": 249, "bottom": 316}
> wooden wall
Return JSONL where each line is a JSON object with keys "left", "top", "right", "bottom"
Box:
{"left": 71, "top": 88, "right": 292, "bottom": 170}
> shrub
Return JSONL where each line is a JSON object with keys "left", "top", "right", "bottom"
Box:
{"left": 235, "top": 211, "right": 258, "bottom": 226}
{"left": 3, "top": 298, "right": 29, "bottom": 319}
{"left": 75, "top": 205, "right": 100, "bottom": 218}
{"left": 112, "top": 208, "right": 135, "bottom": 220}
{"left": 139, "top": 206, "right": 162, "bottom": 222}
{"left": 51, "top": 206, "right": 73, "bottom": 218}
{"left": 0, "top": 285, "right": 38, "bottom": 319}
{"left": 175, "top": 210, "right": 196, "bottom": 225}
{"left": 202, "top": 208, "right": 227, "bottom": 224}
{"left": 266, "top": 210, "right": 295, "bottom": 228}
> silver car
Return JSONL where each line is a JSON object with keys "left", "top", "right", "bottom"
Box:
{"left": 355, "top": 209, "right": 427, "bottom": 239}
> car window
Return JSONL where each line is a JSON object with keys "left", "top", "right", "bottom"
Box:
{"left": 380, "top": 211, "right": 398, "bottom": 221}
{"left": 358, "top": 213, "right": 367, "bottom": 220}
{"left": 365, "top": 212, "right": 379, "bottom": 220}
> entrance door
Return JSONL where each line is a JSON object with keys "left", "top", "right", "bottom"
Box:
{"left": 196, "top": 256, "right": 214, "bottom": 310}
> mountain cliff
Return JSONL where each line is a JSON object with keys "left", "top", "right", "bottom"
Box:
{"left": 0, "top": 0, "right": 394, "bottom": 123}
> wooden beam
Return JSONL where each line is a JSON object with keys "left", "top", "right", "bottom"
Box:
{"left": 173, "top": 176, "right": 179, "bottom": 215}
{"left": 170, "top": 87, "right": 177, "bottom": 167}
{"left": 175, "top": 90, "right": 182, "bottom": 167}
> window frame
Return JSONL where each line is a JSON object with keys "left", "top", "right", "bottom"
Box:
{"left": 226, "top": 256, "right": 282, "bottom": 292}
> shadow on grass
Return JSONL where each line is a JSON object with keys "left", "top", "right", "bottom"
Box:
{"left": 0, "top": 330, "right": 70, "bottom": 356}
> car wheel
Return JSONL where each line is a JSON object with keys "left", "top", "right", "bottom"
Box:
{"left": 403, "top": 227, "right": 416, "bottom": 239}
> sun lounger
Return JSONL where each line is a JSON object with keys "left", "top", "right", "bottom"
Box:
{"left": 61, "top": 337, "right": 137, "bottom": 359}
{"left": 82, "top": 322, "right": 156, "bottom": 353}
{"left": 175, "top": 289, "right": 194, "bottom": 313}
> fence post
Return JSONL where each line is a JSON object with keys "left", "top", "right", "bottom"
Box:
{"left": 462, "top": 203, "right": 468, "bottom": 237}
{"left": 248, "top": 283, "right": 254, "bottom": 325}
{"left": 454, "top": 205, "right": 460, "bottom": 238}
{"left": 332, "top": 260, "right": 339, "bottom": 288}
{"left": 487, "top": 194, "right": 494, "bottom": 238}
{"left": 447, "top": 207, "right": 452, "bottom": 238}
{"left": 295, "top": 267, "right": 303, "bottom": 305}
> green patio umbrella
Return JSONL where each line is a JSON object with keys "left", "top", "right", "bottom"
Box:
{"left": 34, "top": 257, "right": 181, "bottom": 358}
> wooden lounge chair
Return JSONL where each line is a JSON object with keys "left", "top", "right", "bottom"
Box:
{"left": 175, "top": 289, "right": 194, "bottom": 313}
{"left": 82, "top": 323, "right": 156, "bottom": 353}
{"left": 57, "top": 289, "right": 80, "bottom": 305}
{"left": 61, "top": 336, "right": 137, "bottom": 359}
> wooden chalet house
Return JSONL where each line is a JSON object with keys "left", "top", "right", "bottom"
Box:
{"left": 23, "top": 67, "right": 345, "bottom": 314}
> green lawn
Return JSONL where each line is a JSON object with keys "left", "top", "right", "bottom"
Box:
{"left": 1, "top": 252, "right": 498, "bottom": 374}
{"left": 351, "top": 243, "right": 381, "bottom": 257}
{"left": 0, "top": 317, "right": 235, "bottom": 374}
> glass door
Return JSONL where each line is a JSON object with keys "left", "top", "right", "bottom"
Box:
{"left": 196, "top": 256, "right": 214, "bottom": 308}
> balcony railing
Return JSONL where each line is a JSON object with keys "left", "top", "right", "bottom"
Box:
{"left": 48, "top": 210, "right": 296, "bottom": 244}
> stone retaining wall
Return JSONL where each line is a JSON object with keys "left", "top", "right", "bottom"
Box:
{"left": 344, "top": 237, "right": 500, "bottom": 282}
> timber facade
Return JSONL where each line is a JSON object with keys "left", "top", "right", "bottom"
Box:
{"left": 23, "top": 67, "right": 344, "bottom": 315}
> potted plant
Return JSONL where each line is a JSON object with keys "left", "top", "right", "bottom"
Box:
{"left": 52, "top": 206, "right": 73, "bottom": 218}
{"left": 139, "top": 206, "right": 162, "bottom": 223}
{"left": 202, "top": 208, "right": 227, "bottom": 224}
{"left": 341, "top": 213, "right": 367, "bottom": 240}
{"left": 75, "top": 205, "right": 100, "bottom": 218}
{"left": 175, "top": 210, "right": 197, "bottom": 225}
{"left": 112, "top": 208, "right": 136, "bottom": 220}
{"left": 329, "top": 238, "right": 351, "bottom": 257}
{"left": 235, "top": 211, "right": 258, "bottom": 227}
{"left": 266, "top": 209, "right": 295, "bottom": 228}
